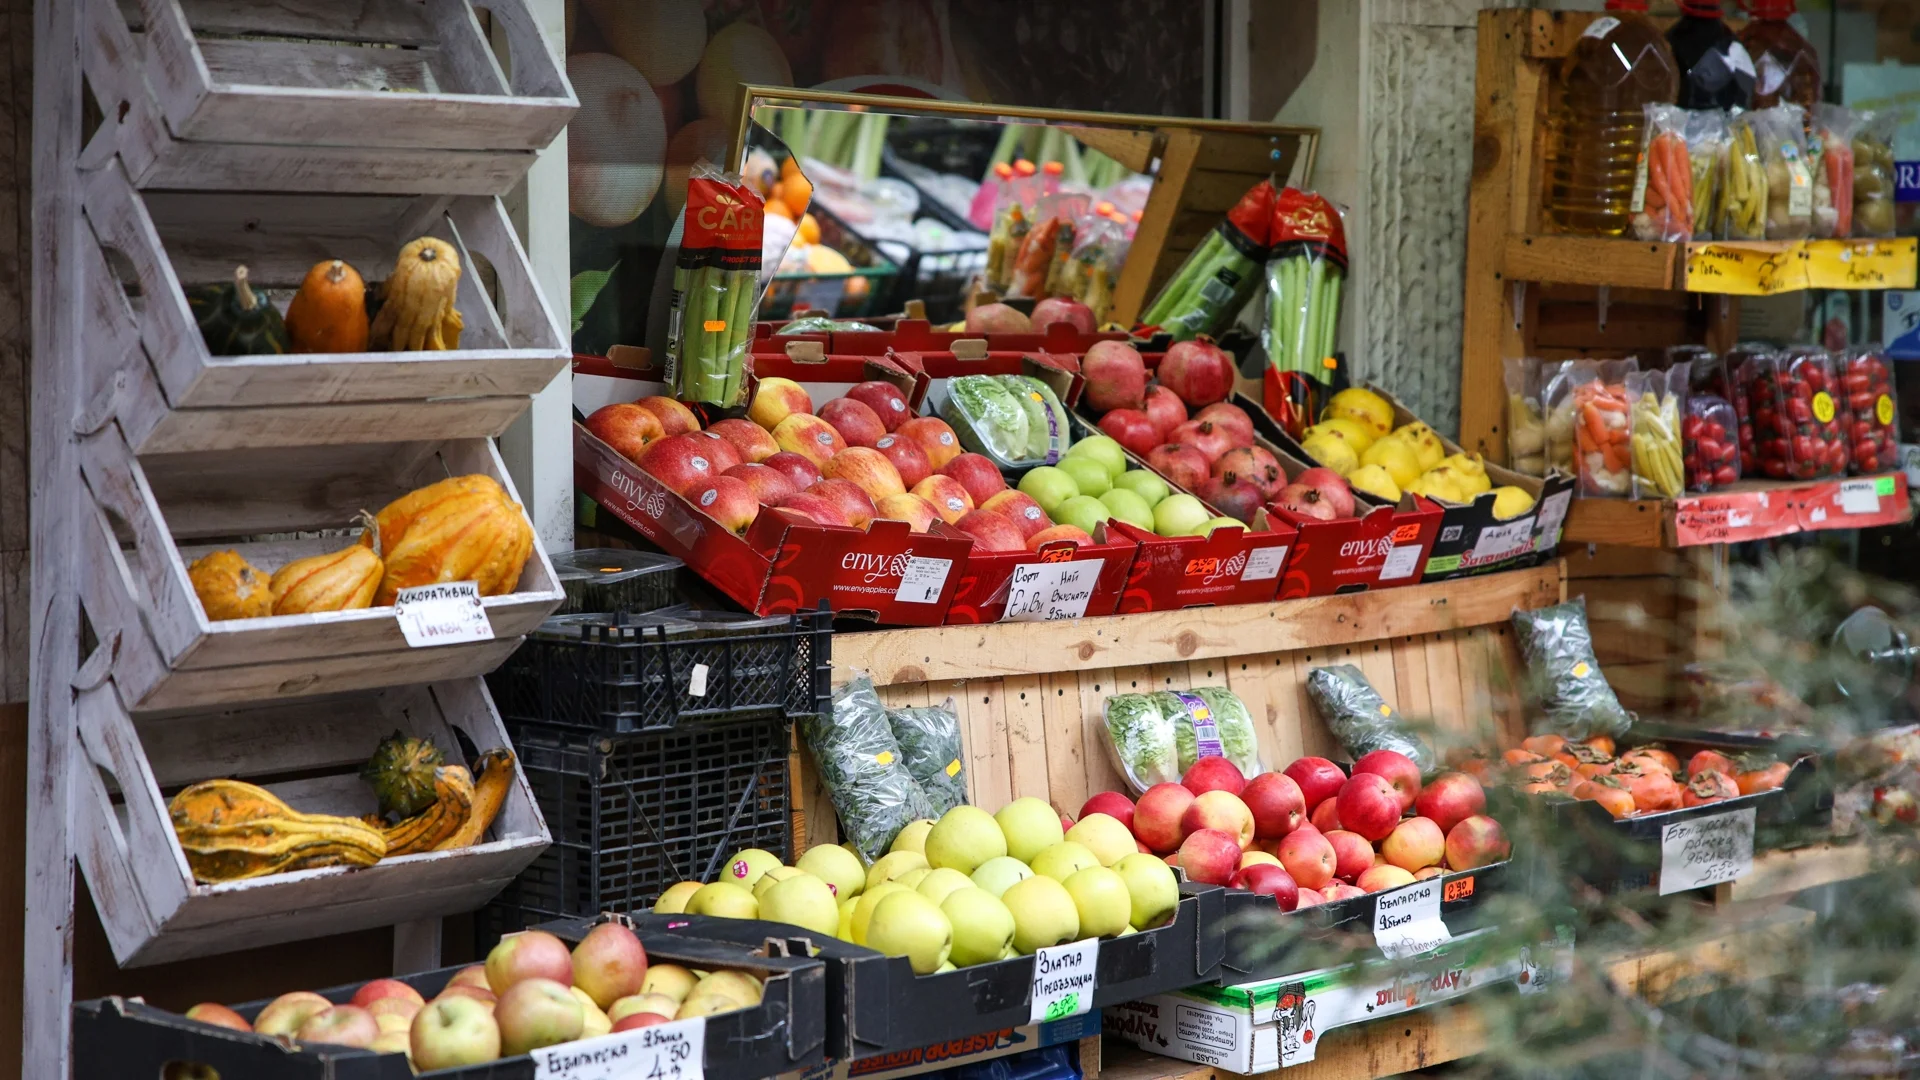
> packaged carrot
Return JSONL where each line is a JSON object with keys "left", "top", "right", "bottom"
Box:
{"left": 1810, "top": 104, "right": 1857, "bottom": 239}
{"left": 1569, "top": 358, "right": 1638, "bottom": 498}
{"left": 1632, "top": 105, "right": 1695, "bottom": 242}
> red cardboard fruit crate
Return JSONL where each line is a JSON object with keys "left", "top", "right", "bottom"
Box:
{"left": 766, "top": 317, "right": 1128, "bottom": 358}
{"left": 944, "top": 522, "right": 1138, "bottom": 623}
{"left": 1107, "top": 515, "right": 1298, "bottom": 612}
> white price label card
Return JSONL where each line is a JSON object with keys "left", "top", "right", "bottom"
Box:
{"left": 1001, "top": 560, "right": 1097, "bottom": 622}
{"left": 1470, "top": 519, "right": 1534, "bottom": 563}
{"left": 531, "top": 1016, "right": 705, "bottom": 1080}
{"left": 1659, "top": 807, "right": 1756, "bottom": 895}
{"left": 1030, "top": 938, "right": 1099, "bottom": 1023}
{"left": 1372, "top": 878, "right": 1452, "bottom": 959}
{"left": 1377, "top": 543, "right": 1422, "bottom": 582}
{"left": 688, "top": 663, "right": 710, "bottom": 697}
{"left": 1239, "top": 545, "right": 1288, "bottom": 581}
{"left": 1532, "top": 489, "right": 1573, "bottom": 550}
{"left": 894, "top": 557, "right": 952, "bottom": 604}
{"left": 1839, "top": 479, "right": 1882, "bottom": 514}
{"left": 393, "top": 581, "right": 493, "bottom": 648}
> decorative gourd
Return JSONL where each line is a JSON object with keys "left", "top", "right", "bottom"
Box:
{"left": 169, "top": 779, "right": 387, "bottom": 883}
{"left": 283, "top": 259, "right": 369, "bottom": 354}
{"left": 369, "top": 237, "right": 464, "bottom": 351}
{"left": 188, "top": 265, "right": 290, "bottom": 356}
{"left": 364, "top": 475, "right": 534, "bottom": 605}
{"left": 269, "top": 543, "right": 382, "bottom": 615}
{"left": 187, "top": 549, "right": 272, "bottom": 621}
{"left": 377, "top": 764, "right": 474, "bottom": 856}
{"left": 362, "top": 474, "right": 504, "bottom": 556}
{"left": 435, "top": 748, "right": 516, "bottom": 851}
{"left": 361, "top": 731, "right": 446, "bottom": 818}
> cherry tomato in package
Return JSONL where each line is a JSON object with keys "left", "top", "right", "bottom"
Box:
{"left": 1683, "top": 394, "right": 1741, "bottom": 492}
{"left": 1743, "top": 346, "right": 1848, "bottom": 481}
{"left": 1842, "top": 345, "right": 1898, "bottom": 475}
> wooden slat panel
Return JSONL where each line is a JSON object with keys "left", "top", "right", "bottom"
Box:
{"left": 1076, "top": 667, "right": 1124, "bottom": 798}
{"left": 1288, "top": 650, "right": 1340, "bottom": 760}
{"left": 1000, "top": 674, "right": 1049, "bottom": 804}
{"left": 1040, "top": 671, "right": 1088, "bottom": 816}
{"left": 1390, "top": 636, "right": 1434, "bottom": 720}
{"left": 1423, "top": 632, "right": 1467, "bottom": 735}
{"left": 964, "top": 679, "right": 1013, "bottom": 812}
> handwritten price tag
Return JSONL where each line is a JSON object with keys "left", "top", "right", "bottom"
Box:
{"left": 392, "top": 582, "right": 493, "bottom": 648}
{"left": 1372, "top": 878, "right": 1452, "bottom": 959}
{"left": 1001, "top": 561, "right": 1097, "bottom": 622}
{"left": 531, "top": 1016, "right": 706, "bottom": 1080}
{"left": 1684, "top": 242, "right": 1806, "bottom": 295}
{"left": 1030, "top": 939, "right": 1098, "bottom": 1024}
{"left": 1659, "top": 807, "right": 1756, "bottom": 895}
{"left": 1804, "top": 238, "right": 1919, "bottom": 290}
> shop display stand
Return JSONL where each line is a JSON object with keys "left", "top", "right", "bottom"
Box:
{"left": 26, "top": 1, "right": 575, "bottom": 1074}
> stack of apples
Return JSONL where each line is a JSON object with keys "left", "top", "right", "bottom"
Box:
{"left": 651, "top": 801, "right": 1184, "bottom": 976}
{"left": 1478, "top": 734, "right": 1787, "bottom": 820}
{"left": 1016, "top": 435, "right": 1245, "bottom": 540}
{"left": 1067, "top": 751, "right": 1507, "bottom": 911}
{"left": 179, "top": 923, "right": 755, "bottom": 1070}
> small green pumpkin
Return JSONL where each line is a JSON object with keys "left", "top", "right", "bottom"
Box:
{"left": 188, "top": 265, "right": 290, "bottom": 356}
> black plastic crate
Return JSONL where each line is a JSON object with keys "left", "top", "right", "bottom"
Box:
{"left": 549, "top": 547, "right": 683, "bottom": 615}
{"left": 486, "top": 605, "right": 832, "bottom": 734}
{"left": 478, "top": 712, "right": 796, "bottom": 945}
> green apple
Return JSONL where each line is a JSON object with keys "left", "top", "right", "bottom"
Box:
{"left": 941, "top": 887, "right": 1017, "bottom": 967}
{"left": 759, "top": 873, "right": 840, "bottom": 937}
{"left": 797, "top": 844, "right": 866, "bottom": 900}
{"left": 652, "top": 881, "right": 702, "bottom": 914}
{"left": 1065, "top": 813, "right": 1136, "bottom": 867}
{"left": 1056, "top": 456, "right": 1111, "bottom": 498}
{"left": 916, "top": 867, "right": 976, "bottom": 906}
{"left": 1114, "top": 469, "right": 1171, "bottom": 506}
{"left": 994, "top": 797, "right": 1065, "bottom": 864}
{"left": 837, "top": 896, "right": 858, "bottom": 940}
{"left": 896, "top": 868, "right": 931, "bottom": 889}
{"left": 1114, "top": 853, "right": 1181, "bottom": 931}
{"left": 970, "top": 856, "right": 1033, "bottom": 898}
{"left": 1001, "top": 875, "right": 1081, "bottom": 954}
{"left": 891, "top": 819, "right": 936, "bottom": 855}
{"left": 1203, "top": 516, "right": 1245, "bottom": 537}
{"left": 753, "top": 865, "right": 806, "bottom": 899}
{"left": 1153, "top": 493, "right": 1211, "bottom": 537}
{"left": 936, "top": 961, "right": 957, "bottom": 973}
{"left": 1029, "top": 841, "right": 1100, "bottom": 882}
{"left": 1063, "top": 865, "right": 1133, "bottom": 939}
{"left": 1065, "top": 435, "right": 1128, "bottom": 480}
{"left": 850, "top": 881, "right": 908, "bottom": 945}
{"left": 866, "top": 850, "right": 929, "bottom": 892}
{"left": 865, "top": 890, "right": 953, "bottom": 974}
{"left": 1098, "top": 488, "right": 1155, "bottom": 531}
{"left": 720, "top": 848, "right": 784, "bottom": 888}
{"left": 1056, "top": 495, "right": 1111, "bottom": 536}
{"left": 1017, "top": 466, "right": 1080, "bottom": 514}
{"left": 924, "top": 806, "right": 1008, "bottom": 875}
{"left": 686, "top": 881, "right": 758, "bottom": 919}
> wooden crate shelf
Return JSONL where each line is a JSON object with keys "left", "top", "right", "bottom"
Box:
{"left": 1502, "top": 234, "right": 1683, "bottom": 290}
{"left": 1562, "top": 473, "right": 1911, "bottom": 548}
{"left": 1499, "top": 235, "right": 1918, "bottom": 294}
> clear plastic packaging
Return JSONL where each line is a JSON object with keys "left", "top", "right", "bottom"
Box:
{"left": 1722, "top": 109, "right": 1768, "bottom": 241}
{"left": 1102, "top": 693, "right": 1180, "bottom": 794}
{"left": 1540, "top": 3, "right": 1678, "bottom": 237}
{"left": 939, "top": 374, "right": 1071, "bottom": 469}
{"left": 1683, "top": 394, "right": 1741, "bottom": 491}
{"left": 887, "top": 698, "right": 969, "bottom": 816}
{"left": 1542, "top": 360, "right": 1578, "bottom": 476}
{"left": 1738, "top": 1, "right": 1821, "bottom": 113}
{"left": 1504, "top": 357, "right": 1549, "bottom": 477}
{"left": 806, "top": 675, "right": 938, "bottom": 861}
{"left": 1306, "top": 665, "right": 1436, "bottom": 774}
{"left": 1139, "top": 179, "right": 1276, "bottom": 341}
{"left": 1685, "top": 109, "right": 1730, "bottom": 240}
{"left": 1810, "top": 104, "right": 1858, "bottom": 239}
{"left": 1570, "top": 358, "right": 1637, "bottom": 497}
{"left": 1632, "top": 104, "right": 1695, "bottom": 242}
{"left": 1723, "top": 342, "right": 1775, "bottom": 476}
{"left": 1754, "top": 105, "right": 1814, "bottom": 240}
{"left": 664, "top": 162, "right": 766, "bottom": 407}
{"left": 1512, "top": 598, "right": 1634, "bottom": 740}
{"left": 1746, "top": 346, "right": 1848, "bottom": 480}
{"left": 1627, "top": 363, "right": 1688, "bottom": 499}
{"left": 1264, "top": 188, "right": 1349, "bottom": 378}
{"left": 1852, "top": 110, "right": 1898, "bottom": 239}
{"left": 1101, "top": 687, "right": 1260, "bottom": 794}
{"left": 1842, "top": 345, "right": 1899, "bottom": 475}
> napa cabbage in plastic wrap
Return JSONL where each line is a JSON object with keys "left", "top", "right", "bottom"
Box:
{"left": 775, "top": 316, "right": 882, "bottom": 334}
{"left": 942, "top": 375, "right": 1030, "bottom": 464}
{"left": 1512, "top": 598, "right": 1634, "bottom": 739}
{"left": 1006, "top": 375, "right": 1070, "bottom": 462}
{"left": 1306, "top": 664, "right": 1436, "bottom": 773}
{"left": 888, "top": 697, "right": 969, "bottom": 816}
{"left": 1151, "top": 687, "right": 1262, "bottom": 778}
{"left": 805, "top": 674, "right": 937, "bottom": 861}
{"left": 1102, "top": 692, "right": 1178, "bottom": 794}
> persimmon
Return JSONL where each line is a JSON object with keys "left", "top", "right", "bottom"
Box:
{"left": 1614, "top": 760, "right": 1681, "bottom": 812}
{"left": 1522, "top": 760, "right": 1575, "bottom": 790}
{"left": 1735, "top": 760, "right": 1790, "bottom": 795}
{"left": 1572, "top": 775, "right": 1636, "bottom": 819}
{"left": 1683, "top": 769, "right": 1739, "bottom": 807}
{"left": 1686, "top": 749, "right": 1735, "bottom": 779}
{"left": 1620, "top": 745, "right": 1679, "bottom": 774}
{"left": 1580, "top": 735, "right": 1616, "bottom": 757}
{"left": 1521, "top": 734, "right": 1567, "bottom": 757}
{"left": 1568, "top": 743, "right": 1615, "bottom": 779}
{"left": 1504, "top": 748, "right": 1549, "bottom": 767}
{"left": 1459, "top": 755, "right": 1495, "bottom": 783}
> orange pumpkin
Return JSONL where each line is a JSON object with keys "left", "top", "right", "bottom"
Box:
{"left": 283, "top": 259, "right": 369, "bottom": 353}
{"left": 365, "top": 475, "right": 533, "bottom": 605}
{"left": 270, "top": 544, "right": 383, "bottom": 614}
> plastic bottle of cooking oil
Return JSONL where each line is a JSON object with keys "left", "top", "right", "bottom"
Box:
{"left": 1738, "top": 0, "right": 1820, "bottom": 112}
{"left": 1542, "top": 0, "right": 1679, "bottom": 236}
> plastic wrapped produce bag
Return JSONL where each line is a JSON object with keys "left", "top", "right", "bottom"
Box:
{"left": 1306, "top": 665, "right": 1435, "bottom": 773}
{"left": 1138, "top": 179, "right": 1275, "bottom": 341}
{"left": 1102, "top": 692, "right": 1178, "bottom": 794}
{"left": 940, "top": 374, "right": 1069, "bottom": 469}
{"left": 663, "top": 162, "right": 765, "bottom": 406}
{"left": 1511, "top": 599, "right": 1633, "bottom": 740}
{"left": 888, "top": 698, "right": 969, "bottom": 816}
{"left": 804, "top": 675, "right": 936, "bottom": 861}
{"left": 1151, "top": 688, "right": 1262, "bottom": 779}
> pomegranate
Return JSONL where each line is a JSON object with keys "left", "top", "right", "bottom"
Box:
{"left": 1196, "top": 476, "right": 1266, "bottom": 524}
{"left": 964, "top": 302, "right": 1031, "bottom": 334}
{"left": 1146, "top": 443, "right": 1211, "bottom": 491}
{"left": 1169, "top": 419, "right": 1235, "bottom": 462}
{"left": 1081, "top": 341, "right": 1148, "bottom": 411}
{"left": 1030, "top": 297, "right": 1096, "bottom": 335}
{"left": 1142, "top": 385, "right": 1187, "bottom": 439}
{"left": 1294, "top": 467, "right": 1354, "bottom": 518}
{"left": 1158, "top": 336, "right": 1235, "bottom": 406}
{"left": 1195, "top": 402, "right": 1255, "bottom": 447}
{"left": 1271, "top": 483, "right": 1338, "bottom": 522}
{"left": 1212, "top": 446, "right": 1284, "bottom": 499}
{"left": 1098, "top": 408, "right": 1160, "bottom": 456}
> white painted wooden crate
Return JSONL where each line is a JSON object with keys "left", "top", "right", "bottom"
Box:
{"left": 80, "top": 159, "right": 570, "bottom": 454}
{"left": 76, "top": 430, "right": 563, "bottom": 712}
{"left": 81, "top": 0, "right": 575, "bottom": 195}
{"left": 73, "top": 675, "right": 550, "bottom": 967}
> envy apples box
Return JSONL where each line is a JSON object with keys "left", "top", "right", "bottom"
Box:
{"left": 1259, "top": 435, "right": 1442, "bottom": 598}
{"left": 822, "top": 316, "right": 1129, "bottom": 358}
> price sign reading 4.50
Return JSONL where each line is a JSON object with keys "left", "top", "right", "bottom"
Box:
{"left": 530, "top": 1015, "right": 706, "bottom": 1080}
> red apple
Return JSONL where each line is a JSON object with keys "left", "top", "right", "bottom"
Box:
{"left": 634, "top": 396, "right": 701, "bottom": 437}
{"left": 747, "top": 377, "right": 812, "bottom": 430}
{"left": 873, "top": 493, "right": 939, "bottom": 532}
{"left": 807, "top": 479, "right": 876, "bottom": 529}
{"left": 1176, "top": 827, "right": 1242, "bottom": 885}
{"left": 1143, "top": 385, "right": 1187, "bottom": 439}
{"left": 571, "top": 922, "right": 649, "bottom": 1011}
{"left": 1353, "top": 749, "right": 1421, "bottom": 812}
{"left": 774, "top": 490, "right": 850, "bottom": 527}
{"left": 1275, "top": 825, "right": 1336, "bottom": 890}
{"left": 612, "top": 1011, "right": 672, "bottom": 1033}
{"left": 1309, "top": 798, "right": 1342, "bottom": 832}
{"left": 1145, "top": 443, "right": 1210, "bottom": 491}
{"left": 683, "top": 429, "right": 743, "bottom": 472}
{"left": 1295, "top": 467, "right": 1355, "bottom": 518}
{"left": 1212, "top": 446, "right": 1284, "bottom": 499}
{"left": 1241, "top": 772, "right": 1306, "bottom": 840}
{"left": 1284, "top": 757, "right": 1348, "bottom": 811}
{"left": 1028, "top": 524, "right": 1093, "bottom": 549}
{"left": 1159, "top": 336, "right": 1235, "bottom": 407}
{"left": 1413, "top": 772, "right": 1487, "bottom": 835}
{"left": 1228, "top": 862, "right": 1300, "bottom": 911}
{"left": 873, "top": 434, "right": 932, "bottom": 488}
{"left": 1195, "top": 402, "right": 1255, "bottom": 447}
{"left": 1322, "top": 880, "right": 1369, "bottom": 902}
{"left": 351, "top": 979, "right": 425, "bottom": 1011}
{"left": 585, "top": 403, "right": 665, "bottom": 463}
{"left": 823, "top": 446, "right": 906, "bottom": 501}
{"left": 636, "top": 434, "right": 723, "bottom": 494}
{"left": 447, "top": 966, "right": 491, "bottom": 991}
{"left": 1271, "top": 483, "right": 1338, "bottom": 522}
{"left": 185, "top": 1003, "right": 253, "bottom": 1032}
{"left": 494, "top": 977, "right": 584, "bottom": 1057}
{"left": 435, "top": 984, "right": 498, "bottom": 1009}
{"left": 1080, "top": 791, "right": 1135, "bottom": 832}
{"left": 1180, "top": 789, "right": 1255, "bottom": 849}
{"left": 844, "top": 381, "right": 912, "bottom": 431}
{"left": 939, "top": 453, "right": 1008, "bottom": 506}
{"left": 1082, "top": 340, "right": 1148, "bottom": 411}
{"left": 1133, "top": 782, "right": 1197, "bottom": 853}
{"left": 965, "top": 301, "right": 1031, "bottom": 334}
{"left": 1414, "top": 866, "right": 1444, "bottom": 880}
{"left": 1381, "top": 817, "right": 1445, "bottom": 872}
{"left": 898, "top": 416, "right": 963, "bottom": 469}
{"left": 1196, "top": 475, "right": 1266, "bottom": 524}
{"left": 1334, "top": 773, "right": 1402, "bottom": 842}
{"left": 1031, "top": 296, "right": 1097, "bottom": 336}
{"left": 297, "top": 1005, "right": 379, "bottom": 1048}
{"left": 486, "top": 929, "right": 575, "bottom": 993}
{"left": 1355, "top": 864, "right": 1417, "bottom": 893}
{"left": 954, "top": 509, "right": 1025, "bottom": 552}
{"left": 708, "top": 417, "right": 779, "bottom": 463}
{"left": 1169, "top": 419, "right": 1236, "bottom": 462}
{"left": 367, "top": 996, "right": 422, "bottom": 1024}
{"left": 686, "top": 475, "right": 759, "bottom": 534}
{"left": 1181, "top": 756, "right": 1247, "bottom": 797}
{"left": 1294, "top": 887, "right": 1326, "bottom": 909}
{"left": 764, "top": 451, "right": 823, "bottom": 491}
{"left": 1098, "top": 408, "right": 1161, "bottom": 456}
{"left": 773, "top": 413, "right": 846, "bottom": 468}
{"left": 820, "top": 397, "right": 888, "bottom": 448}
{"left": 724, "top": 462, "right": 798, "bottom": 505}
{"left": 980, "top": 490, "right": 1052, "bottom": 542}
{"left": 910, "top": 475, "right": 974, "bottom": 523}
{"left": 1324, "top": 830, "right": 1375, "bottom": 882}
{"left": 1444, "top": 815, "right": 1510, "bottom": 871}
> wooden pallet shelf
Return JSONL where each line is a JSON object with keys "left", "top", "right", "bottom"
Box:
{"left": 1561, "top": 473, "right": 1912, "bottom": 548}
{"left": 1502, "top": 235, "right": 1682, "bottom": 290}
{"left": 1499, "top": 236, "right": 1919, "bottom": 295}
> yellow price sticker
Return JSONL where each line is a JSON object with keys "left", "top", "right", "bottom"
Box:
{"left": 1572, "top": 662, "right": 1591, "bottom": 678}
{"left": 945, "top": 759, "right": 962, "bottom": 777}
{"left": 875, "top": 751, "right": 894, "bottom": 765}
{"left": 1804, "top": 238, "right": 1920, "bottom": 291}
{"left": 1813, "top": 391, "right": 1835, "bottom": 424}
{"left": 1683, "top": 242, "right": 1806, "bottom": 295}
{"left": 1879, "top": 394, "right": 1895, "bottom": 426}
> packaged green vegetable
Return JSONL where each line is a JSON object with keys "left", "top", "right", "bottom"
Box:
{"left": 1306, "top": 665, "right": 1435, "bottom": 773}
{"left": 1101, "top": 692, "right": 1178, "bottom": 794}
{"left": 663, "top": 161, "right": 765, "bottom": 406}
{"left": 1511, "top": 598, "right": 1634, "bottom": 740}
{"left": 1263, "top": 187, "right": 1348, "bottom": 382}
{"left": 941, "top": 374, "right": 1071, "bottom": 469}
{"left": 887, "top": 698, "right": 969, "bottom": 816}
{"left": 804, "top": 675, "right": 936, "bottom": 861}
{"left": 1150, "top": 687, "right": 1262, "bottom": 779}
{"left": 1139, "top": 179, "right": 1274, "bottom": 341}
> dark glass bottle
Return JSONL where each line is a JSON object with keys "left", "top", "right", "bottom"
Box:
{"left": 1667, "top": 2, "right": 1754, "bottom": 109}
{"left": 1738, "top": 0, "right": 1821, "bottom": 112}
